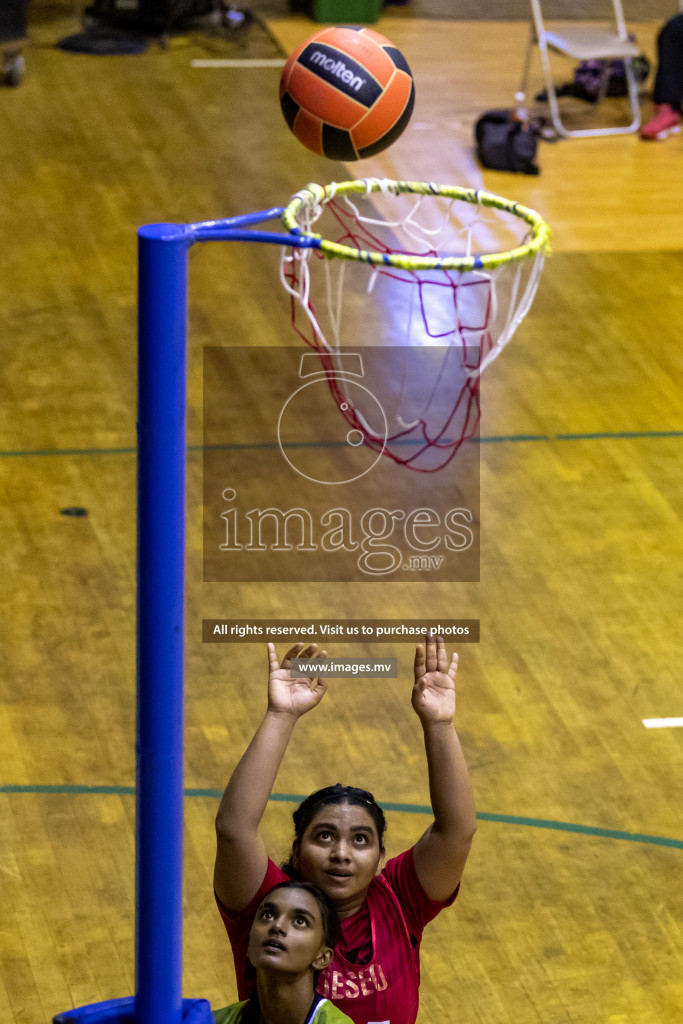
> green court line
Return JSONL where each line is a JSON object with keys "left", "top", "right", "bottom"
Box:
{"left": 554, "top": 430, "right": 683, "bottom": 440}
{"left": 0, "top": 447, "right": 137, "bottom": 457}
{"left": 1, "top": 429, "right": 683, "bottom": 459}
{"left": 1, "top": 783, "right": 137, "bottom": 795}
{"left": 477, "top": 434, "right": 549, "bottom": 443}
{"left": 2, "top": 784, "right": 681, "bottom": 850}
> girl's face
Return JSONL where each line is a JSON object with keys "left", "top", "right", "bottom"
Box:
{"left": 248, "top": 887, "right": 332, "bottom": 975}
{"left": 292, "top": 802, "right": 384, "bottom": 914}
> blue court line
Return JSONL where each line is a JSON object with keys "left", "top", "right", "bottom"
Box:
{"left": 1, "top": 430, "right": 682, "bottom": 459}
{"left": 2, "top": 784, "right": 681, "bottom": 850}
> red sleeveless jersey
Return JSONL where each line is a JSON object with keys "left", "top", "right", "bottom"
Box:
{"left": 216, "top": 848, "right": 457, "bottom": 1024}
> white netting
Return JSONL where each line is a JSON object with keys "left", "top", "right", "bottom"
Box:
{"left": 280, "top": 180, "right": 547, "bottom": 472}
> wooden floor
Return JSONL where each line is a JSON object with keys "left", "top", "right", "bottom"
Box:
{"left": 1, "top": 4, "right": 682, "bottom": 1024}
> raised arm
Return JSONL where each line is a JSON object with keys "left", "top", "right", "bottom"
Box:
{"left": 214, "top": 642, "right": 327, "bottom": 911}
{"left": 411, "top": 635, "right": 476, "bottom": 902}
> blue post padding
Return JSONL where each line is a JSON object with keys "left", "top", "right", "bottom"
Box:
{"left": 53, "top": 997, "right": 214, "bottom": 1023}
{"left": 136, "top": 224, "right": 193, "bottom": 1024}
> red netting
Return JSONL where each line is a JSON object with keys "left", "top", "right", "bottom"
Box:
{"left": 282, "top": 198, "right": 497, "bottom": 473}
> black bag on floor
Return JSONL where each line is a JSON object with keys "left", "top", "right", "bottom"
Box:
{"left": 474, "top": 109, "right": 539, "bottom": 175}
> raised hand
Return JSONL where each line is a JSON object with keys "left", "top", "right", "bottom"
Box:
{"left": 410, "top": 635, "right": 475, "bottom": 901}
{"left": 267, "top": 641, "right": 328, "bottom": 719}
{"left": 411, "top": 634, "right": 458, "bottom": 726}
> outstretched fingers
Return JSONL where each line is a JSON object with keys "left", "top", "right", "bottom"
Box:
{"left": 417, "top": 633, "right": 441, "bottom": 676}
{"left": 435, "top": 637, "right": 452, "bottom": 674}
{"left": 267, "top": 641, "right": 284, "bottom": 673}
{"left": 274, "top": 638, "right": 317, "bottom": 671}
{"left": 301, "top": 647, "right": 328, "bottom": 685}
{"left": 415, "top": 635, "right": 459, "bottom": 680}
{"left": 270, "top": 641, "right": 328, "bottom": 683}
{"left": 414, "top": 641, "right": 426, "bottom": 679}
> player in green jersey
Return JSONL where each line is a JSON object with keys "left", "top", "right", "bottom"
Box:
{"left": 213, "top": 881, "right": 355, "bottom": 1024}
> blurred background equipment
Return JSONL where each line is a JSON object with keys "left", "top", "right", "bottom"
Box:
{"left": 0, "top": 0, "right": 27, "bottom": 86}
{"left": 85, "top": 0, "right": 215, "bottom": 33}
{"left": 523, "top": 0, "right": 642, "bottom": 137}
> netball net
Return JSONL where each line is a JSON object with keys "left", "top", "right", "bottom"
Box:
{"left": 280, "top": 178, "right": 550, "bottom": 472}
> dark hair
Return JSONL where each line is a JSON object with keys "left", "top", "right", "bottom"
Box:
{"left": 281, "top": 784, "right": 387, "bottom": 879}
{"left": 256, "top": 880, "right": 342, "bottom": 951}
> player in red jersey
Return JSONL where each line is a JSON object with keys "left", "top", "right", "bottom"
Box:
{"left": 214, "top": 635, "right": 476, "bottom": 1024}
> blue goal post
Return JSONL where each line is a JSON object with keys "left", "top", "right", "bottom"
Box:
{"left": 52, "top": 210, "right": 317, "bottom": 1024}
